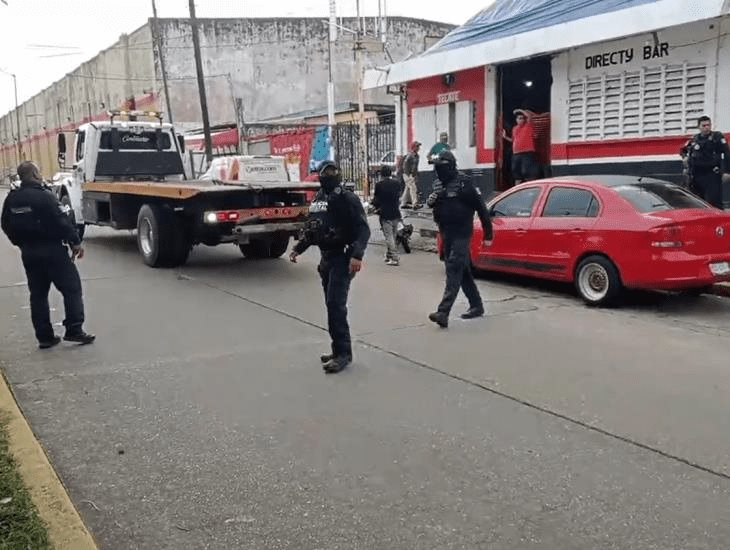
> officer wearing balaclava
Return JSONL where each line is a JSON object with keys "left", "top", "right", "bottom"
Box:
{"left": 290, "top": 160, "right": 371, "bottom": 373}
{"left": 426, "top": 150, "right": 493, "bottom": 328}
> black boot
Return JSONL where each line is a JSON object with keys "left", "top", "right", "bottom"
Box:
{"left": 322, "top": 355, "right": 352, "bottom": 374}
{"left": 38, "top": 336, "right": 61, "bottom": 350}
{"left": 428, "top": 312, "right": 448, "bottom": 328}
{"left": 64, "top": 331, "right": 96, "bottom": 345}
{"left": 320, "top": 353, "right": 334, "bottom": 364}
{"left": 461, "top": 307, "right": 485, "bottom": 320}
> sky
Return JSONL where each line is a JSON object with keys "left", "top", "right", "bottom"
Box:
{"left": 0, "top": 0, "right": 492, "bottom": 116}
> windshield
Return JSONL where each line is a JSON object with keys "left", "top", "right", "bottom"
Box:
{"left": 614, "top": 183, "right": 709, "bottom": 213}
{"left": 99, "top": 130, "right": 172, "bottom": 151}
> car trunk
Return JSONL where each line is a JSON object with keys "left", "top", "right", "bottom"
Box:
{"left": 645, "top": 209, "right": 730, "bottom": 255}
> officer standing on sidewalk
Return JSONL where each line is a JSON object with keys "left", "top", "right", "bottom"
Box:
{"left": 1, "top": 161, "right": 95, "bottom": 349}
{"left": 289, "top": 160, "right": 371, "bottom": 373}
{"left": 680, "top": 115, "right": 729, "bottom": 209}
{"left": 426, "top": 150, "right": 493, "bottom": 328}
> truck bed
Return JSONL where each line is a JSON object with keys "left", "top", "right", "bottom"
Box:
{"left": 82, "top": 179, "right": 319, "bottom": 200}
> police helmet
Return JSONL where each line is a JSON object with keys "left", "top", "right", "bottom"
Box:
{"left": 431, "top": 149, "right": 457, "bottom": 168}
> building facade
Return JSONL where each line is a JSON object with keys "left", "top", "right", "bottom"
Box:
{"left": 0, "top": 16, "right": 453, "bottom": 178}
{"left": 366, "top": 0, "right": 730, "bottom": 206}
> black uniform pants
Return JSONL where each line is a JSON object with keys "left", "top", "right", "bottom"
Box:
{"left": 318, "top": 252, "right": 354, "bottom": 359}
{"left": 692, "top": 169, "right": 724, "bottom": 209}
{"left": 21, "top": 244, "right": 84, "bottom": 342}
{"left": 438, "top": 233, "right": 482, "bottom": 316}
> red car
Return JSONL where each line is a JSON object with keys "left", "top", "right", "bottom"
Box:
{"left": 439, "top": 176, "right": 730, "bottom": 306}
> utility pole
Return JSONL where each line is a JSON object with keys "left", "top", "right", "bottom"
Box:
{"left": 188, "top": 0, "right": 213, "bottom": 164}
{"left": 355, "top": 0, "right": 368, "bottom": 197}
{"left": 1, "top": 69, "right": 23, "bottom": 163}
{"left": 327, "top": 0, "right": 337, "bottom": 161}
{"left": 151, "top": 0, "right": 174, "bottom": 123}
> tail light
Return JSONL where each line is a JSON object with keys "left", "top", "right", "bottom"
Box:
{"left": 649, "top": 225, "right": 684, "bottom": 248}
{"left": 204, "top": 210, "right": 240, "bottom": 224}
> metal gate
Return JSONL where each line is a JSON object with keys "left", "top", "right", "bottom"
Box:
{"left": 333, "top": 115, "right": 395, "bottom": 194}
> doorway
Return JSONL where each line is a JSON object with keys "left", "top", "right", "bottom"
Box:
{"left": 496, "top": 56, "right": 552, "bottom": 191}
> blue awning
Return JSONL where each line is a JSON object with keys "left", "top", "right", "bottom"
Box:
{"left": 363, "top": 0, "right": 729, "bottom": 89}
{"left": 428, "top": 0, "right": 660, "bottom": 55}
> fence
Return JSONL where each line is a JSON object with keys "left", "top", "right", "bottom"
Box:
{"left": 333, "top": 115, "right": 396, "bottom": 195}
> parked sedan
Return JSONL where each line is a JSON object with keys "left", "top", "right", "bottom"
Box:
{"left": 445, "top": 176, "right": 730, "bottom": 306}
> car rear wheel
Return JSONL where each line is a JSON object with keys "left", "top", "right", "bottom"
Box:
{"left": 575, "top": 255, "right": 622, "bottom": 307}
{"left": 137, "top": 204, "right": 191, "bottom": 268}
{"left": 239, "top": 236, "right": 289, "bottom": 259}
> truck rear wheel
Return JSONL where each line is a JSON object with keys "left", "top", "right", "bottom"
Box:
{"left": 137, "top": 204, "right": 191, "bottom": 268}
{"left": 239, "top": 236, "right": 290, "bottom": 259}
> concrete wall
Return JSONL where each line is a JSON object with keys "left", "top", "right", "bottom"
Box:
{"left": 157, "top": 17, "right": 454, "bottom": 126}
{"left": 0, "top": 16, "right": 452, "bottom": 179}
{"left": 0, "top": 23, "right": 156, "bottom": 178}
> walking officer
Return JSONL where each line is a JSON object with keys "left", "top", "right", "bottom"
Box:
{"left": 680, "top": 115, "right": 729, "bottom": 209}
{"left": 1, "top": 161, "right": 95, "bottom": 349}
{"left": 426, "top": 150, "right": 493, "bottom": 328}
{"left": 289, "top": 160, "right": 371, "bottom": 373}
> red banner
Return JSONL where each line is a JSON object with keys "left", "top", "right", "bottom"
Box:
{"left": 270, "top": 128, "right": 316, "bottom": 181}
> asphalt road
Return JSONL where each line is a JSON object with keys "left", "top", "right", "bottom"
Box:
{"left": 1, "top": 199, "right": 730, "bottom": 548}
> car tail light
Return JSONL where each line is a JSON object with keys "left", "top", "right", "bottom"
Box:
{"left": 649, "top": 225, "right": 684, "bottom": 248}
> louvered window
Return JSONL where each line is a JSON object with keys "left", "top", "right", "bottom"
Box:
{"left": 567, "top": 63, "right": 707, "bottom": 141}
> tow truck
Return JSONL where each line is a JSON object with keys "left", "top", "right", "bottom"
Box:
{"left": 55, "top": 110, "right": 319, "bottom": 267}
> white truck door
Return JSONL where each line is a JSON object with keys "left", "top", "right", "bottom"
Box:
{"left": 68, "top": 130, "right": 87, "bottom": 223}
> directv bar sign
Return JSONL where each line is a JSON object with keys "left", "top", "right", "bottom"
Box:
{"left": 585, "top": 42, "right": 670, "bottom": 70}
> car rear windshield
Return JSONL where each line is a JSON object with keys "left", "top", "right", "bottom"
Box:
{"left": 614, "top": 183, "right": 709, "bottom": 213}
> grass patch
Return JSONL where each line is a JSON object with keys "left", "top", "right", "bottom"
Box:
{"left": 0, "top": 412, "right": 51, "bottom": 550}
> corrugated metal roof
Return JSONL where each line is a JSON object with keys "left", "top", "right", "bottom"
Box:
{"left": 364, "top": 0, "right": 729, "bottom": 88}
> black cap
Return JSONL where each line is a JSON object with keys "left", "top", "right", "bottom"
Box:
{"left": 317, "top": 160, "right": 338, "bottom": 175}
{"left": 431, "top": 149, "right": 457, "bottom": 167}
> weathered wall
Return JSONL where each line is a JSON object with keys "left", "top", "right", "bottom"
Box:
{"left": 0, "top": 24, "right": 157, "bottom": 178}
{"left": 158, "top": 17, "right": 454, "bottom": 126}
{"left": 0, "top": 17, "right": 453, "bottom": 179}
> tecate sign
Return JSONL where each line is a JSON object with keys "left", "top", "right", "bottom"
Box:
{"left": 437, "top": 91, "right": 461, "bottom": 104}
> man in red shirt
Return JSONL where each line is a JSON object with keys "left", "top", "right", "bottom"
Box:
{"left": 502, "top": 109, "right": 540, "bottom": 184}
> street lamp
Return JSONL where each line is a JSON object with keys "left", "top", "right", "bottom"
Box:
{"left": 0, "top": 68, "right": 23, "bottom": 163}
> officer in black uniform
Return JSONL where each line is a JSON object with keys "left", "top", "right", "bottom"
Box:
{"left": 426, "top": 150, "right": 493, "bottom": 328}
{"left": 680, "top": 115, "right": 729, "bottom": 209}
{"left": 289, "top": 161, "right": 371, "bottom": 373}
{"left": 1, "top": 161, "right": 95, "bottom": 349}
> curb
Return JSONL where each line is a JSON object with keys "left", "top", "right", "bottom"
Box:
{"left": 0, "top": 371, "right": 98, "bottom": 550}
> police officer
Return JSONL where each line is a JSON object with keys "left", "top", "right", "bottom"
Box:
{"left": 1, "top": 161, "right": 95, "bottom": 349}
{"left": 289, "top": 161, "right": 371, "bottom": 373}
{"left": 680, "top": 115, "right": 729, "bottom": 209}
{"left": 426, "top": 150, "right": 493, "bottom": 328}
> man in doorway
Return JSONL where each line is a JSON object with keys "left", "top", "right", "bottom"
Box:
{"left": 502, "top": 109, "right": 540, "bottom": 184}
{"left": 400, "top": 141, "right": 422, "bottom": 210}
{"left": 428, "top": 132, "right": 451, "bottom": 163}
{"left": 680, "top": 115, "right": 729, "bottom": 209}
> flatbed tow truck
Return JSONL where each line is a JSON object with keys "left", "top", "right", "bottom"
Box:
{"left": 55, "top": 110, "right": 319, "bottom": 267}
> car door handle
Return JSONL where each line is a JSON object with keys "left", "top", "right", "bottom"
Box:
{"left": 516, "top": 229, "right": 527, "bottom": 234}
{"left": 571, "top": 228, "right": 585, "bottom": 233}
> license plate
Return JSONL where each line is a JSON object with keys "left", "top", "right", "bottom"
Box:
{"left": 710, "top": 262, "right": 730, "bottom": 276}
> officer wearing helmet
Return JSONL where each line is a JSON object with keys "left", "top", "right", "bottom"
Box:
{"left": 290, "top": 160, "right": 371, "bottom": 373}
{"left": 426, "top": 150, "right": 493, "bottom": 328}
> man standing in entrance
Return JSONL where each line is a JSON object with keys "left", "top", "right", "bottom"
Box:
{"left": 426, "top": 150, "right": 493, "bottom": 328}
{"left": 680, "top": 115, "right": 729, "bottom": 209}
{"left": 400, "top": 141, "right": 422, "bottom": 209}
{"left": 502, "top": 109, "right": 540, "bottom": 184}
{"left": 428, "top": 132, "right": 451, "bottom": 163}
{"left": 289, "top": 160, "right": 370, "bottom": 373}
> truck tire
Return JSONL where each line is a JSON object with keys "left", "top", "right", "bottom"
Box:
{"left": 61, "top": 194, "right": 85, "bottom": 241}
{"left": 268, "top": 236, "right": 290, "bottom": 258}
{"left": 239, "top": 236, "right": 290, "bottom": 259}
{"left": 239, "top": 240, "right": 270, "bottom": 259}
{"left": 137, "top": 204, "right": 191, "bottom": 268}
